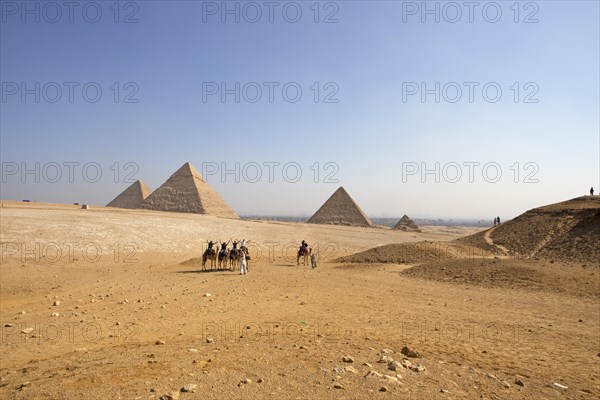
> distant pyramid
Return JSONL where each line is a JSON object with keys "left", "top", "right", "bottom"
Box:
{"left": 393, "top": 214, "right": 420, "bottom": 232}
{"left": 141, "top": 162, "right": 238, "bottom": 218}
{"left": 307, "top": 187, "right": 373, "bottom": 227}
{"left": 107, "top": 180, "right": 152, "bottom": 209}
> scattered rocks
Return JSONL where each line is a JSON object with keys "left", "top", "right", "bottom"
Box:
{"left": 203, "top": 293, "right": 211, "bottom": 297}
{"left": 401, "top": 359, "right": 412, "bottom": 369}
{"left": 155, "top": 340, "right": 165, "bottom": 345}
{"left": 378, "top": 355, "right": 394, "bottom": 364}
{"left": 382, "top": 374, "right": 400, "bottom": 384}
{"left": 51, "top": 312, "right": 59, "bottom": 317}
{"left": 333, "top": 383, "right": 344, "bottom": 389}
{"left": 365, "top": 370, "right": 383, "bottom": 379}
{"left": 363, "top": 362, "right": 372, "bottom": 367}
{"left": 159, "top": 392, "right": 180, "bottom": 400}
{"left": 515, "top": 379, "right": 524, "bottom": 387}
{"left": 18, "top": 381, "right": 30, "bottom": 390}
{"left": 344, "top": 366, "right": 358, "bottom": 374}
{"left": 241, "top": 378, "right": 252, "bottom": 384}
{"left": 400, "top": 346, "right": 420, "bottom": 358}
{"left": 53, "top": 300, "right": 60, "bottom": 306}
{"left": 181, "top": 383, "right": 197, "bottom": 393}
{"left": 440, "top": 388, "right": 450, "bottom": 394}
{"left": 20, "top": 328, "right": 33, "bottom": 334}
{"left": 501, "top": 380, "right": 511, "bottom": 388}
{"left": 188, "top": 348, "right": 198, "bottom": 353}
{"left": 206, "top": 338, "right": 214, "bottom": 343}
{"left": 3, "top": 323, "right": 13, "bottom": 327}
{"left": 552, "top": 382, "right": 568, "bottom": 390}
{"left": 410, "top": 364, "right": 426, "bottom": 373}
{"left": 379, "top": 386, "right": 388, "bottom": 392}
{"left": 380, "top": 348, "right": 394, "bottom": 354}
{"left": 388, "top": 361, "right": 402, "bottom": 371}
{"left": 342, "top": 355, "right": 354, "bottom": 363}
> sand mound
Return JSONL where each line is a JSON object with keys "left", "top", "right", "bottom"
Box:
{"left": 455, "top": 230, "right": 505, "bottom": 255}
{"left": 180, "top": 257, "right": 202, "bottom": 266}
{"left": 490, "top": 196, "right": 599, "bottom": 264}
{"left": 335, "top": 241, "right": 473, "bottom": 264}
{"left": 400, "top": 258, "right": 599, "bottom": 298}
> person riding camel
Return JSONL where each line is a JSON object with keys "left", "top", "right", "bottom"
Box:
{"left": 240, "top": 239, "right": 248, "bottom": 253}
{"left": 300, "top": 240, "right": 309, "bottom": 253}
{"left": 232, "top": 239, "right": 239, "bottom": 250}
{"left": 208, "top": 240, "right": 215, "bottom": 251}
{"left": 219, "top": 240, "right": 230, "bottom": 257}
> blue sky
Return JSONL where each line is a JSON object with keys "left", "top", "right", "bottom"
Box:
{"left": 1, "top": 0, "right": 599, "bottom": 219}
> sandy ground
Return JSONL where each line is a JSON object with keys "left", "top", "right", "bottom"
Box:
{"left": 0, "top": 201, "right": 598, "bottom": 399}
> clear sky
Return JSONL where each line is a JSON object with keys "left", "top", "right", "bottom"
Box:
{"left": 1, "top": 0, "right": 599, "bottom": 220}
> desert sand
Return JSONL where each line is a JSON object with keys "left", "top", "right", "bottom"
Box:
{"left": 0, "top": 199, "right": 598, "bottom": 399}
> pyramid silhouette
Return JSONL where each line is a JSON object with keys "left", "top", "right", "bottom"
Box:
{"left": 141, "top": 162, "right": 238, "bottom": 218}
{"left": 393, "top": 214, "right": 420, "bottom": 232}
{"left": 107, "top": 180, "right": 152, "bottom": 209}
{"left": 307, "top": 187, "right": 372, "bottom": 227}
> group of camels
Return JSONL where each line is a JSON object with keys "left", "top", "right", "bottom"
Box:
{"left": 201, "top": 240, "right": 313, "bottom": 271}
{"left": 201, "top": 240, "right": 249, "bottom": 271}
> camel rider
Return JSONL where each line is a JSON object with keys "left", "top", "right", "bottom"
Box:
{"left": 232, "top": 240, "right": 239, "bottom": 250}
{"left": 240, "top": 239, "right": 248, "bottom": 252}
{"left": 208, "top": 240, "right": 215, "bottom": 252}
{"left": 219, "top": 240, "right": 230, "bottom": 257}
{"left": 300, "top": 240, "right": 308, "bottom": 252}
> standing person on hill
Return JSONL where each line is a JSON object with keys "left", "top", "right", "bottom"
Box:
{"left": 496, "top": 216, "right": 501, "bottom": 225}
{"left": 591, "top": 187, "right": 595, "bottom": 196}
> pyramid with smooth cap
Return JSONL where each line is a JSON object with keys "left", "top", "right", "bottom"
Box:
{"left": 307, "top": 187, "right": 373, "bottom": 227}
{"left": 107, "top": 180, "right": 152, "bottom": 209}
{"left": 393, "top": 214, "right": 420, "bottom": 232}
{"left": 141, "top": 162, "right": 238, "bottom": 218}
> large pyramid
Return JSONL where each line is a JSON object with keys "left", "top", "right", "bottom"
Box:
{"left": 307, "top": 187, "right": 373, "bottom": 227}
{"left": 393, "top": 214, "right": 420, "bottom": 232}
{"left": 141, "top": 162, "right": 238, "bottom": 218}
{"left": 107, "top": 180, "right": 152, "bottom": 209}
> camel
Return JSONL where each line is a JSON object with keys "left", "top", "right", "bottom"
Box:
{"left": 297, "top": 246, "right": 311, "bottom": 266}
{"left": 202, "top": 248, "right": 217, "bottom": 271}
{"left": 218, "top": 248, "right": 228, "bottom": 270}
{"left": 229, "top": 248, "right": 239, "bottom": 270}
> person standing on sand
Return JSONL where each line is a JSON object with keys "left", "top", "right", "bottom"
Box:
{"left": 239, "top": 249, "right": 247, "bottom": 275}
{"left": 591, "top": 187, "right": 595, "bottom": 196}
{"left": 497, "top": 216, "right": 501, "bottom": 225}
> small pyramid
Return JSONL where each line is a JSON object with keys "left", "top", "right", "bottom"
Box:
{"left": 393, "top": 215, "right": 420, "bottom": 232}
{"left": 107, "top": 180, "right": 152, "bottom": 209}
{"left": 141, "top": 162, "right": 238, "bottom": 218}
{"left": 307, "top": 187, "right": 372, "bottom": 227}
